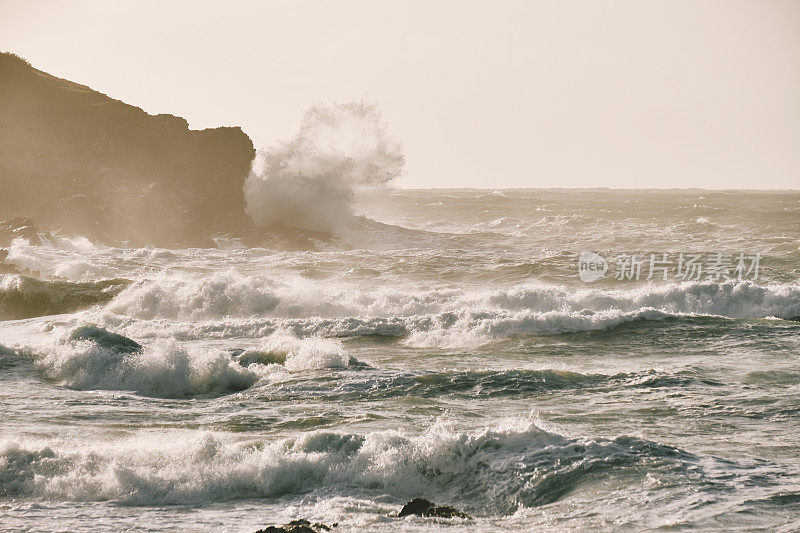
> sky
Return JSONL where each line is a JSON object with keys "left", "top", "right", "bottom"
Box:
{"left": 1, "top": 0, "right": 799, "bottom": 189}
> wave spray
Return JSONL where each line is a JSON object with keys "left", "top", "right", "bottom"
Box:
{"left": 244, "top": 102, "right": 404, "bottom": 234}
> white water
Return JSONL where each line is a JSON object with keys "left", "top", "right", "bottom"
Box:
{"left": 1, "top": 189, "right": 800, "bottom": 532}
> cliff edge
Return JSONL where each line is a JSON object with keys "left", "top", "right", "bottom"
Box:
{"left": 0, "top": 52, "right": 255, "bottom": 247}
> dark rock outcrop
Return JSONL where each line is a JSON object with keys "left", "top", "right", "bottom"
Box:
{"left": 254, "top": 519, "right": 335, "bottom": 533}
{"left": 0, "top": 52, "right": 255, "bottom": 247}
{"left": 68, "top": 325, "right": 142, "bottom": 353}
{"left": 397, "top": 498, "right": 471, "bottom": 519}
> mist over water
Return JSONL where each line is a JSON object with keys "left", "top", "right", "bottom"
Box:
{"left": 3, "top": 0, "right": 799, "bottom": 527}
{"left": 244, "top": 102, "right": 405, "bottom": 235}
{"left": 1, "top": 187, "right": 800, "bottom": 531}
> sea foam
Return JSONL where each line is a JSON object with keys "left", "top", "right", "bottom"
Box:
{"left": 238, "top": 332, "right": 358, "bottom": 371}
{"left": 0, "top": 419, "right": 713, "bottom": 511}
{"left": 95, "top": 278, "right": 800, "bottom": 348}
{"left": 29, "top": 325, "right": 260, "bottom": 398}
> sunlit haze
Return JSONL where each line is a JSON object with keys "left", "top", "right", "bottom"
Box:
{"left": 1, "top": 0, "right": 799, "bottom": 188}
{"left": 2, "top": 3, "right": 800, "bottom": 531}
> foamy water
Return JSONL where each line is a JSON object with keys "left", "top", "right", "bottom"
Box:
{"left": 1, "top": 189, "right": 800, "bottom": 531}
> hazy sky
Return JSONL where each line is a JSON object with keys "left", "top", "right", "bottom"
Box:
{"left": 1, "top": 0, "right": 799, "bottom": 189}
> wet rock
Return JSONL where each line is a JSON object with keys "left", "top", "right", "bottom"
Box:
{"left": 254, "top": 519, "right": 335, "bottom": 533}
{"left": 0, "top": 52, "right": 255, "bottom": 248}
{"left": 69, "top": 325, "right": 143, "bottom": 354}
{"left": 397, "top": 498, "right": 471, "bottom": 519}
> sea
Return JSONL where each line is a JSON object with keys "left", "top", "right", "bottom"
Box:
{"left": 1, "top": 188, "right": 799, "bottom": 532}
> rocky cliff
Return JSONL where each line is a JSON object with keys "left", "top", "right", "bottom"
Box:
{"left": 0, "top": 52, "right": 255, "bottom": 247}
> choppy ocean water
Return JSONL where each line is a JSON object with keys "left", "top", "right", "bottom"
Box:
{"left": 1, "top": 189, "right": 799, "bottom": 532}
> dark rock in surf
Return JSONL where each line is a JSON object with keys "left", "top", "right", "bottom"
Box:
{"left": 397, "top": 498, "right": 471, "bottom": 519}
{"left": 254, "top": 519, "right": 335, "bottom": 533}
{"left": 69, "top": 325, "right": 142, "bottom": 354}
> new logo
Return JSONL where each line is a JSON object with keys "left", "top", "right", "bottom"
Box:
{"left": 578, "top": 251, "right": 607, "bottom": 282}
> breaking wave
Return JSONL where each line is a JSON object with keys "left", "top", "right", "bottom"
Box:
{"left": 29, "top": 325, "right": 260, "bottom": 398}
{"left": 3, "top": 236, "right": 109, "bottom": 279}
{"left": 236, "top": 332, "right": 362, "bottom": 371}
{"left": 244, "top": 102, "right": 404, "bottom": 235}
{"left": 98, "top": 277, "right": 800, "bottom": 347}
{"left": 0, "top": 274, "right": 129, "bottom": 320}
{"left": 105, "top": 272, "right": 282, "bottom": 320}
{"left": 11, "top": 326, "right": 363, "bottom": 397}
{"left": 0, "top": 419, "right": 747, "bottom": 511}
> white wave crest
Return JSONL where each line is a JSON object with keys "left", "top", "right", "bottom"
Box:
{"left": 239, "top": 332, "right": 356, "bottom": 371}
{"left": 0, "top": 419, "right": 699, "bottom": 510}
{"left": 488, "top": 280, "right": 800, "bottom": 320}
{"left": 106, "top": 272, "right": 281, "bottom": 320}
{"left": 30, "top": 326, "right": 260, "bottom": 398}
{"left": 4, "top": 237, "right": 106, "bottom": 280}
{"left": 95, "top": 278, "right": 800, "bottom": 348}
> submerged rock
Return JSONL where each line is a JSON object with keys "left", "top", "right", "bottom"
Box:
{"left": 254, "top": 519, "right": 335, "bottom": 533}
{"left": 397, "top": 498, "right": 471, "bottom": 519}
{"left": 68, "top": 325, "right": 142, "bottom": 354}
